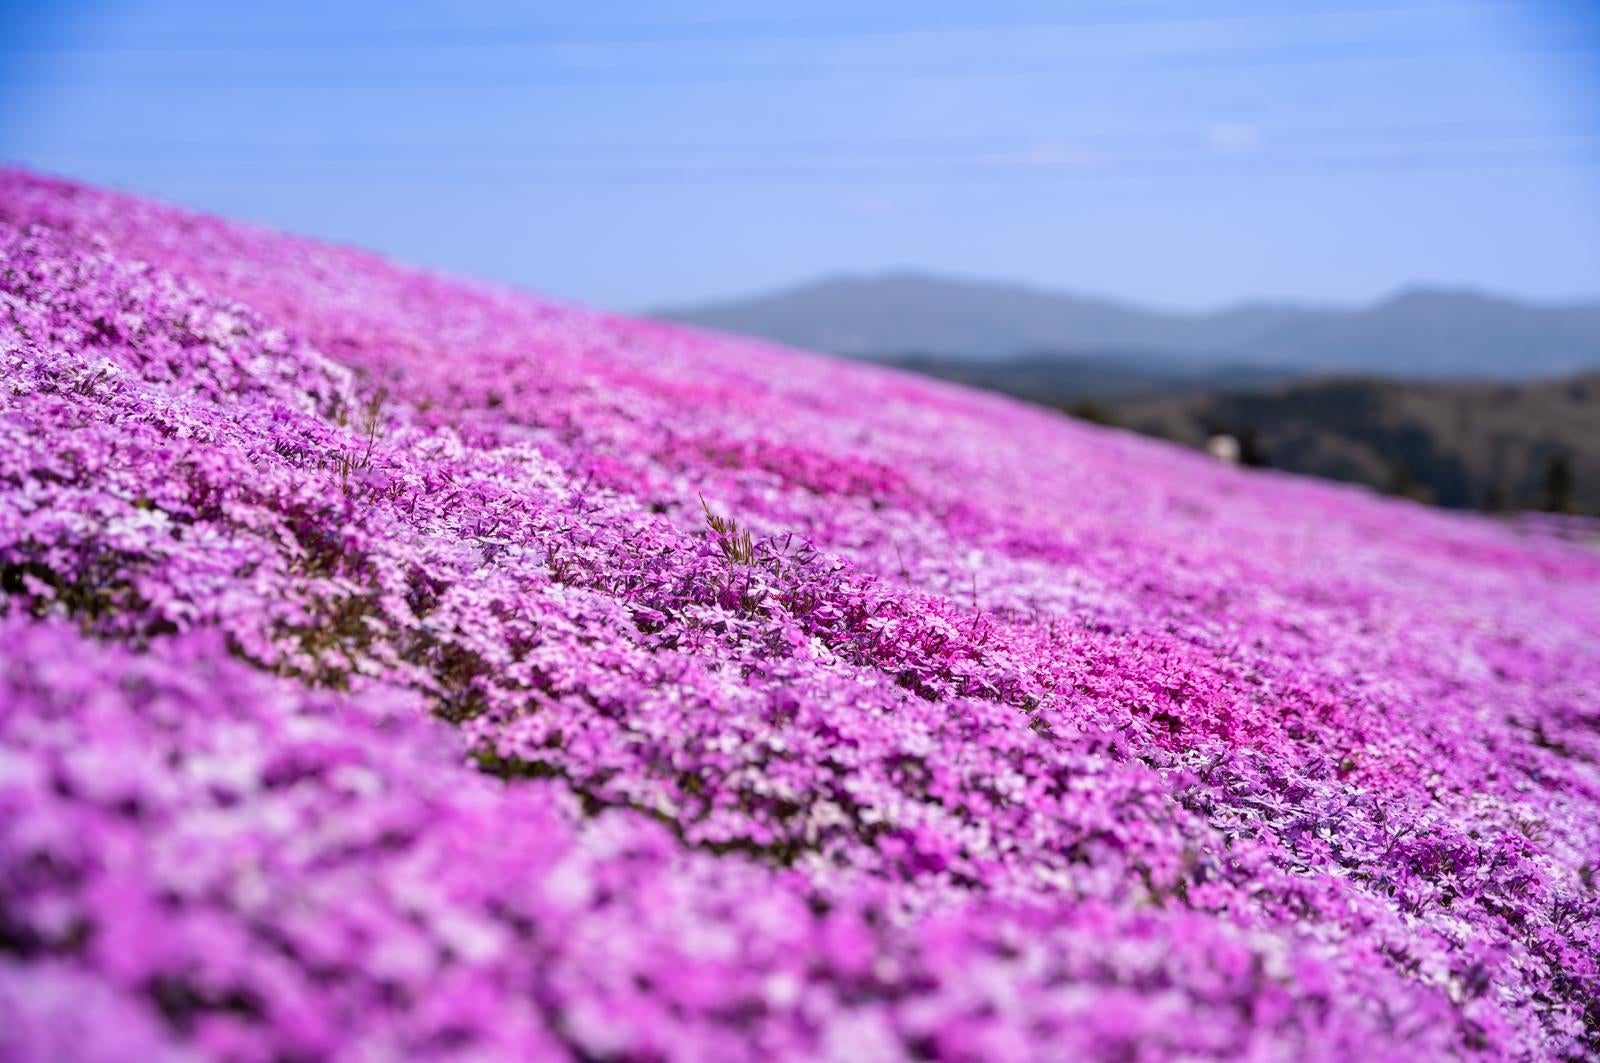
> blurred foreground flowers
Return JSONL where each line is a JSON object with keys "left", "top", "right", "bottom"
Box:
{"left": 1, "top": 169, "right": 1597, "bottom": 1060}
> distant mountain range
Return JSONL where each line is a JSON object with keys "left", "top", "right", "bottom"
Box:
{"left": 657, "top": 272, "right": 1600, "bottom": 379}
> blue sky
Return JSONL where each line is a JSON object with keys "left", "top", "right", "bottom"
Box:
{"left": 2, "top": 1, "right": 1598, "bottom": 311}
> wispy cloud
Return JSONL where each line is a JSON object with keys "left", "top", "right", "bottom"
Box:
{"left": 1206, "top": 122, "right": 1262, "bottom": 153}
{"left": 982, "top": 140, "right": 1111, "bottom": 169}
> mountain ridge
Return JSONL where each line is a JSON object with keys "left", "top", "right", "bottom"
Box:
{"left": 657, "top": 272, "right": 1600, "bottom": 378}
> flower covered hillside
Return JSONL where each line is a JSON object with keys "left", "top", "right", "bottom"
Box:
{"left": 1, "top": 167, "right": 1598, "bottom": 1061}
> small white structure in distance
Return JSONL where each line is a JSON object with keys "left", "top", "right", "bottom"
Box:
{"left": 1206, "top": 434, "right": 1242, "bottom": 465}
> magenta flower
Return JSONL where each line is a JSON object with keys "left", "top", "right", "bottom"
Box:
{"left": 1, "top": 166, "right": 1597, "bottom": 1060}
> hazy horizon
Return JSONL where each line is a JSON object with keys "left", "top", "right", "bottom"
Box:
{"left": 654, "top": 266, "right": 1600, "bottom": 318}
{"left": 3, "top": 1, "right": 1598, "bottom": 316}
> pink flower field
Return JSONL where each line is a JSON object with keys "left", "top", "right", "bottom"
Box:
{"left": 1, "top": 167, "right": 1598, "bottom": 1061}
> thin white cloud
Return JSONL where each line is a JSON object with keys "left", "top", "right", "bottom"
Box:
{"left": 1206, "top": 123, "right": 1262, "bottom": 153}
{"left": 983, "top": 141, "right": 1110, "bottom": 169}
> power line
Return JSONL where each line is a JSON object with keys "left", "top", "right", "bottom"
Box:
{"left": 3, "top": 0, "right": 1524, "bottom": 53}
{"left": 3, "top": 119, "right": 1585, "bottom": 164}
{"left": 4, "top": 34, "right": 1587, "bottom": 89}
{"left": 10, "top": 139, "right": 1592, "bottom": 188}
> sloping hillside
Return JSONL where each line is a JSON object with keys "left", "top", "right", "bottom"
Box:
{"left": 2, "top": 170, "right": 1598, "bottom": 1062}
{"left": 878, "top": 359, "right": 1600, "bottom": 516}
{"left": 1112, "top": 373, "right": 1600, "bottom": 514}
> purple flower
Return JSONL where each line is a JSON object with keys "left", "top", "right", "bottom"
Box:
{"left": 0, "top": 165, "right": 1597, "bottom": 1060}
